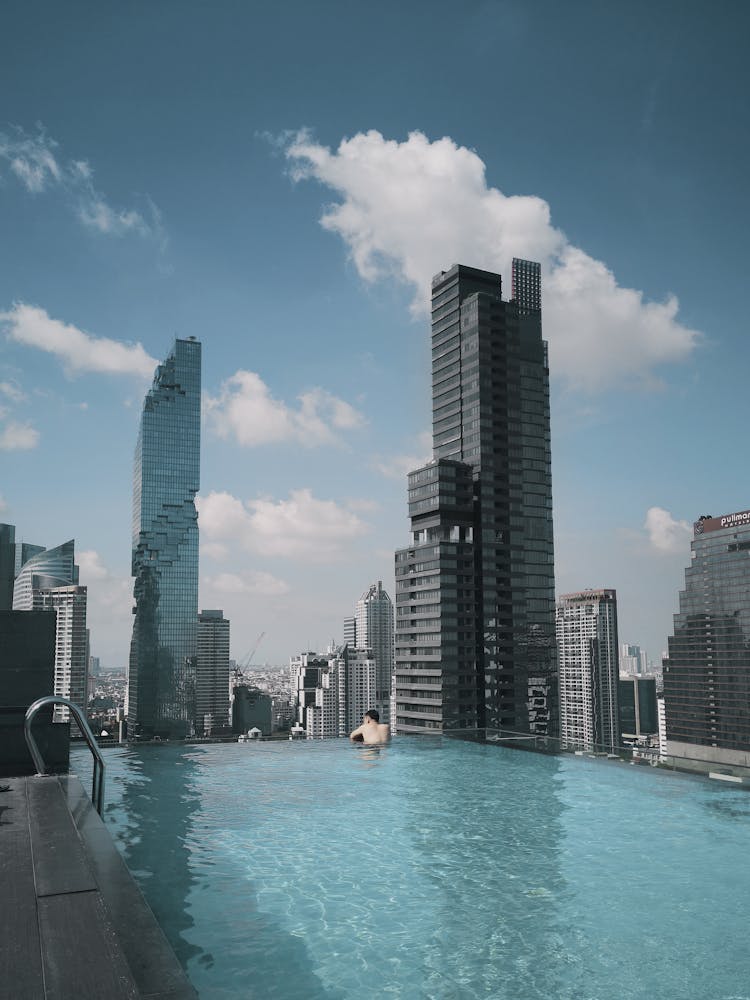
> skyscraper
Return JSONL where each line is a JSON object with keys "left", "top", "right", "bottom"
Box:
{"left": 354, "top": 581, "right": 394, "bottom": 723}
{"left": 664, "top": 509, "right": 750, "bottom": 767}
{"left": 12, "top": 539, "right": 88, "bottom": 724}
{"left": 556, "top": 589, "right": 620, "bottom": 752}
{"left": 394, "top": 262, "right": 556, "bottom": 735}
{"left": 196, "top": 609, "right": 230, "bottom": 735}
{"left": 128, "top": 338, "right": 201, "bottom": 740}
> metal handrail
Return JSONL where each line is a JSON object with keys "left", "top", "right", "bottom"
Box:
{"left": 24, "top": 695, "right": 106, "bottom": 815}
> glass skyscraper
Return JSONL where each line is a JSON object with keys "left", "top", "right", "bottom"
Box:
{"left": 128, "top": 338, "right": 201, "bottom": 740}
{"left": 664, "top": 509, "right": 750, "bottom": 767}
{"left": 394, "top": 262, "right": 557, "bottom": 735}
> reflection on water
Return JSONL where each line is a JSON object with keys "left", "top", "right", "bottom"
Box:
{"left": 104, "top": 746, "right": 204, "bottom": 967}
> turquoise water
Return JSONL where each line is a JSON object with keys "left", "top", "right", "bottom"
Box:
{"left": 76, "top": 739, "right": 750, "bottom": 999}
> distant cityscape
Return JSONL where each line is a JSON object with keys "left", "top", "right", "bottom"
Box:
{"left": 2, "top": 259, "right": 749, "bottom": 773}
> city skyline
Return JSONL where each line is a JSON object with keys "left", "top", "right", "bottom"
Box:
{"left": 1, "top": 3, "right": 749, "bottom": 670}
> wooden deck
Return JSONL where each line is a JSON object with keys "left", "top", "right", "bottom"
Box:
{"left": 0, "top": 775, "right": 197, "bottom": 1000}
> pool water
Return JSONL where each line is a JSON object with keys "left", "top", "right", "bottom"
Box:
{"left": 76, "top": 738, "right": 750, "bottom": 999}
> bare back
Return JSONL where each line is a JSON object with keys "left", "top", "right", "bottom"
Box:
{"left": 361, "top": 722, "right": 390, "bottom": 744}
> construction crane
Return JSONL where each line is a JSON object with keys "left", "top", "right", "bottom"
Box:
{"left": 238, "top": 631, "right": 266, "bottom": 672}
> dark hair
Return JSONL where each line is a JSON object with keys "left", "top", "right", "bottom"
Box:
{"left": 365, "top": 709, "right": 380, "bottom": 722}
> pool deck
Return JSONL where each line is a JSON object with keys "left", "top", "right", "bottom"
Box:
{"left": 0, "top": 774, "right": 196, "bottom": 1000}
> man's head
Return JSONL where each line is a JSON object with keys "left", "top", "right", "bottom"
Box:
{"left": 364, "top": 709, "right": 380, "bottom": 723}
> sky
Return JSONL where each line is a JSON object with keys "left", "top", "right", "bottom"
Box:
{"left": 1, "top": 0, "right": 749, "bottom": 670}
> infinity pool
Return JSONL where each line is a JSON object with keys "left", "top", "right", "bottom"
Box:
{"left": 75, "top": 738, "right": 750, "bottom": 999}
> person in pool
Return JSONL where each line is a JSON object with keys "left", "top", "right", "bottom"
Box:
{"left": 349, "top": 709, "right": 390, "bottom": 744}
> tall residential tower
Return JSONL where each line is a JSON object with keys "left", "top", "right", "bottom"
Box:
{"left": 128, "top": 338, "right": 201, "bottom": 740}
{"left": 556, "top": 589, "right": 620, "bottom": 752}
{"left": 394, "top": 261, "right": 556, "bottom": 735}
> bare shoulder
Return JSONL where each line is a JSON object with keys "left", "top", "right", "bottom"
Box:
{"left": 377, "top": 724, "right": 391, "bottom": 741}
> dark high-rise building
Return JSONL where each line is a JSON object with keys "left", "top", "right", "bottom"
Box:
{"left": 128, "top": 338, "right": 201, "bottom": 740}
{"left": 196, "top": 609, "right": 230, "bottom": 735}
{"left": 0, "top": 523, "right": 15, "bottom": 611}
{"left": 619, "top": 675, "right": 658, "bottom": 740}
{"left": 664, "top": 509, "right": 750, "bottom": 767}
{"left": 394, "top": 261, "right": 556, "bottom": 735}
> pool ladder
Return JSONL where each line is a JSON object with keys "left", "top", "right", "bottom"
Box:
{"left": 24, "top": 695, "right": 106, "bottom": 816}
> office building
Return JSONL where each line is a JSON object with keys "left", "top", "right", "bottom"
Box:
{"left": 291, "top": 645, "right": 376, "bottom": 738}
{"left": 343, "top": 616, "right": 357, "bottom": 648}
{"left": 620, "top": 643, "right": 649, "bottom": 676}
{"left": 0, "top": 523, "right": 15, "bottom": 611}
{"left": 291, "top": 652, "right": 330, "bottom": 731}
{"left": 342, "top": 646, "right": 377, "bottom": 733}
{"left": 128, "top": 338, "right": 201, "bottom": 740}
{"left": 13, "top": 539, "right": 88, "bottom": 724}
{"left": 394, "top": 261, "right": 556, "bottom": 735}
{"left": 354, "top": 581, "right": 394, "bottom": 724}
{"left": 232, "top": 685, "right": 273, "bottom": 736}
{"left": 619, "top": 675, "right": 658, "bottom": 740}
{"left": 556, "top": 589, "right": 620, "bottom": 752}
{"left": 197, "top": 610, "right": 231, "bottom": 735}
{"left": 12, "top": 539, "right": 79, "bottom": 610}
{"left": 664, "top": 510, "right": 750, "bottom": 767}
{"left": 0, "top": 610, "right": 67, "bottom": 776}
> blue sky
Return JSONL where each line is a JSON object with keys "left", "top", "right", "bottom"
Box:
{"left": 1, "top": 0, "right": 748, "bottom": 669}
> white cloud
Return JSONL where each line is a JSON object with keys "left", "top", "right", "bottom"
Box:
{"left": 372, "top": 430, "right": 432, "bottom": 480}
{"left": 0, "top": 124, "right": 163, "bottom": 242}
{"left": 197, "top": 488, "right": 371, "bottom": 561}
{"left": 644, "top": 506, "right": 692, "bottom": 554}
{"left": 0, "top": 420, "right": 40, "bottom": 450}
{"left": 0, "top": 126, "right": 61, "bottom": 192}
{"left": 284, "top": 129, "right": 700, "bottom": 391}
{"left": 204, "top": 370, "right": 365, "bottom": 447}
{"left": 346, "top": 497, "right": 380, "bottom": 513}
{"left": 77, "top": 549, "right": 110, "bottom": 581}
{"left": 204, "top": 571, "right": 290, "bottom": 597}
{"left": 0, "top": 380, "right": 27, "bottom": 403}
{"left": 1, "top": 303, "right": 157, "bottom": 379}
{"left": 201, "top": 541, "right": 230, "bottom": 562}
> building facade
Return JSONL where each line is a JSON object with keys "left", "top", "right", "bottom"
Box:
{"left": 620, "top": 643, "right": 649, "bottom": 676}
{"left": 196, "top": 609, "right": 230, "bottom": 735}
{"left": 664, "top": 510, "right": 750, "bottom": 766}
{"left": 128, "top": 338, "right": 201, "bottom": 740}
{"left": 354, "top": 581, "right": 394, "bottom": 724}
{"left": 13, "top": 539, "right": 88, "bottom": 724}
{"left": 618, "top": 675, "right": 658, "bottom": 740}
{"left": 394, "top": 261, "right": 557, "bottom": 735}
{"left": 231, "top": 685, "right": 273, "bottom": 736}
{"left": 342, "top": 646, "right": 377, "bottom": 733}
{"left": 291, "top": 645, "right": 377, "bottom": 738}
{"left": 556, "top": 589, "right": 620, "bottom": 752}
